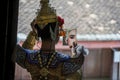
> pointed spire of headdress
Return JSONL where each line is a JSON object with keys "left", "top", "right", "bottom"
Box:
{"left": 36, "top": 0, "right": 57, "bottom": 29}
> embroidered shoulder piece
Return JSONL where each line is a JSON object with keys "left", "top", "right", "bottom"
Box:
{"left": 16, "top": 45, "right": 27, "bottom": 68}
{"left": 27, "top": 51, "right": 39, "bottom": 64}
{"left": 62, "top": 51, "right": 85, "bottom": 75}
{"left": 49, "top": 52, "right": 70, "bottom": 68}
{"left": 56, "top": 52, "right": 70, "bottom": 61}
{"left": 27, "top": 51, "right": 70, "bottom": 68}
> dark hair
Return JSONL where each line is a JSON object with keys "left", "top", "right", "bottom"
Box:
{"left": 34, "top": 22, "right": 59, "bottom": 42}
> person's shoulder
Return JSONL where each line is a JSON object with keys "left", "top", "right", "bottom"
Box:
{"left": 56, "top": 52, "right": 70, "bottom": 61}
{"left": 57, "top": 52, "right": 70, "bottom": 57}
{"left": 74, "top": 44, "right": 82, "bottom": 49}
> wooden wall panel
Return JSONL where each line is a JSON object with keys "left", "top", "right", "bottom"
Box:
{"left": 83, "top": 48, "right": 113, "bottom": 78}
{"left": 83, "top": 49, "right": 102, "bottom": 78}
{"left": 101, "top": 49, "right": 113, "bottom": 77}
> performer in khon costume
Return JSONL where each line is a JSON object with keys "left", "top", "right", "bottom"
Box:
{"left": 15, "top": 0, "right": 89, "bottom": 80}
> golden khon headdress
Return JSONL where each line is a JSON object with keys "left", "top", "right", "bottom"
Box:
{"left": 36, "top": 0, "right": 57, "bottom": 29}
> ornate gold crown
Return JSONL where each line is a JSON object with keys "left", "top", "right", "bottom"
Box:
{"left": 36, "top": 0, "right": 57, "bottom": 28}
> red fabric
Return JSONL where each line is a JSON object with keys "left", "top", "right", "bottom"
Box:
{"left": 57, "top": 16, "right": 64, "bottom": 26}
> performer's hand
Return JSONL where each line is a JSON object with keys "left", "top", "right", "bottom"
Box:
{"left": 75, "top": 45, "right": 89, "bottom": 57}
{"left": 31, "top": 19, "right": 37, "bottom": 34}
{"left": 70, "top": 42, "right": 78, "bottom": 57}
{"left": 32, "top": 26, "right": 37, "bottom": 34}
{"left": 69, "top": 42, "right": 89, "bottom": 58}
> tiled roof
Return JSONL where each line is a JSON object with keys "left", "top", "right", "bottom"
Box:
{"left": 17, "top": 33, "right": 120, "bottom": 41}
{"left": 18, "top": 0, "right": 120, "bottom": 39}
{"left": 76, "top": 34, "right": 120, "bottom": 41}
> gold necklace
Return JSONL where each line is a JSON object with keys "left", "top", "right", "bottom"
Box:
{"left": 37, "top": 51, "right": 56, "bottom": 80}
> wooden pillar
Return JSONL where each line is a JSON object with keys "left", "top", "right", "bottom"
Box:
{"left": 118, "top": 62, "right": 120, "bottom": 80}
{"left": 112, "top": 63, "right": 118, "bottom": 80}
{"left": 112, "top": 48, "right": 120, "bottom": 80}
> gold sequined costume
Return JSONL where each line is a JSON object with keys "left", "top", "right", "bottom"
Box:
{"left": 16, "top": 31, "right": 84, "bottom": 80}
{"left": 16, "top": 0, "right": 86, "bottom": 80}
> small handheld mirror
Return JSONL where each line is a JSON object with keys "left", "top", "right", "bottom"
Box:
{"left": 63, "top": 29, "right": 77, "bottom": 46}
